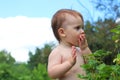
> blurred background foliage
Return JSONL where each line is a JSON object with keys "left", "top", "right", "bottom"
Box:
{"left": 0, "top": 0, "right": 120, "bottom": 79}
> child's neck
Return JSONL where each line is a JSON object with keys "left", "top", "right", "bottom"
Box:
{"left": 59, "top": 41, "right": 73, "bottom": 48}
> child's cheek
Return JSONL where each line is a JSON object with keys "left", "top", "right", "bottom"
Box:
{"left": 77, "top": 34, "right": 80, "bottom": 39}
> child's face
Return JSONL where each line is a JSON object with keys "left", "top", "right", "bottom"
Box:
{"left": 62, "top": 14, "right": 84, "bottom": 46}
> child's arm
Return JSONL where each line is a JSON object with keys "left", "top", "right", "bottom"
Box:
{"left": 47, "top": 46, "right": 76, "bottom": 79}
{"left": 81, "top": 47, "right": 91, "bottom": 55}
{"left": 78, "top": 34, "right": 91, "bottom": 63}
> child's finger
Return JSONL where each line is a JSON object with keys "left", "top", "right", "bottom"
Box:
{"left": 72, "top": 46, "right": 77, "bottom": 59}
{"left": 79, "top": 35, "right": 83, "bottom": 41}
{"left": 80, "top": 34, "right": 86, "bottom": 40}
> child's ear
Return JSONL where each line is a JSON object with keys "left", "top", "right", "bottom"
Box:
{"left": 58, "top": 28, "right": 66, "bottom": 37}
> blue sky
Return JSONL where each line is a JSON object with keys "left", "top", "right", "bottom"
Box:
{"left": 0, "top": 0, "right": 76, "bottom": 18}
{"left": 0, "top": 0, "right": 97, "bottom": 62}
{"left": 0, "top": 0, "right": 96, "bottom": 20}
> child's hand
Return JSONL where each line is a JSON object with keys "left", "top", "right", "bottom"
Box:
{"left": 68, "top": 46, "right": 77, "bottom": 66}
{"left": 78, "top": 33, "right": 88, "bottom": 50}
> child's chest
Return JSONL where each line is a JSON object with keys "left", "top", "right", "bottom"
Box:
{"left": 60, "top": 50, "right": 86, "bottom": 76}
{"left": 61, "top": 50, "right": 85, "bottom": 66}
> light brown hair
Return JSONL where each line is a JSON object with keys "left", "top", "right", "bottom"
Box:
{"left": 51, "top": 9, "right": 84, "bottom": 42}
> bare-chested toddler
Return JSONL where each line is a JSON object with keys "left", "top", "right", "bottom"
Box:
{"left": 47, "top": 9, "right": 91, "bottom": 80}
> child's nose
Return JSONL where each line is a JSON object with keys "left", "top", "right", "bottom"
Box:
{"left": 80, "top": 29, "right": 85, "bottom": 34}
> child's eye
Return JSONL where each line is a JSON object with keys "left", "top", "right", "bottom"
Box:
{"left": 75, "top": 26, "right": 84, "bottom": 30}
{"left": 76, "top": 26, "right": 80, "bottom": 30}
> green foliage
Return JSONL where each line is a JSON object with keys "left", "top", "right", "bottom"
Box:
{"left": 0, "top": 63, "right": 15, "bottom": 80}
{"left": 112, "top": 25, "right": 120, "bottom": 64}
{"left": 28, "top": 48, "right": 43, "bottom": 69}
{"left": 10, "top": 63, "right": 32, "bottom": 80}
{"left": 85, "top": 19, "right": 115, "bottom": 52}
{"left": 0, "top": 50, "right": 15, "bottom": 64}
{"left": 111, "top": 25, "right": 120, "bottom": 51}
{"left": 0, "top": 45, "right": 53, "bottom": 80}
{"left": 113, "top": 54, "right": 120, "bottom": 64}
{"left": 78, "top": 25, "right": 120, "bottom": 80}
{"left": 85, "top": 19, "right": 118, "bottom": 64}
{"left": 0, "top": 51, "right": 32, "bottom": 80}
{"left": 78, "top": 50, "right": 120, "bottom": 80}
{"left": 28, "top": 43, "right": 54, "bottom": 69}
{"left": 0, "top": 50, "right": 16, "bottom": 80}
{"left": 31, "top": 63, "right": 51, "bottom": 80}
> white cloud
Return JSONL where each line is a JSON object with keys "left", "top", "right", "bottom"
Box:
{"left": 0, "top": 16, "right": 56, "bottom": 62}
{"left": 116, "top": 18, "right": 120, "bottom": 24}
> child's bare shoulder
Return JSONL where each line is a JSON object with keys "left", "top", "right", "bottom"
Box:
{"left": 49, "top": 46, "right": 62, "bottom": 58}
{"left": 48, "top": 46, "right": 63, "bottom": 65}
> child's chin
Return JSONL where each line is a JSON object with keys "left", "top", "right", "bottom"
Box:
{"left": 71, "top": 42, "right": 79, "bottom": 47}
{"left": 76, "top": 45, "right": 79, "bottom": 47}
{"left": 74, "top": 44, "right": 79, "bottom": 47}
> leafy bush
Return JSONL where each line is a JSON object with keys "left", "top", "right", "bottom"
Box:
{"left": 31, "top": 63, "right": 51, "bottom": 80}
{"left": 78, "top": 50, "right": 120, "bottom": 80}
{"left": 78, "top": 25, "right": 120, "bottom": 80}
